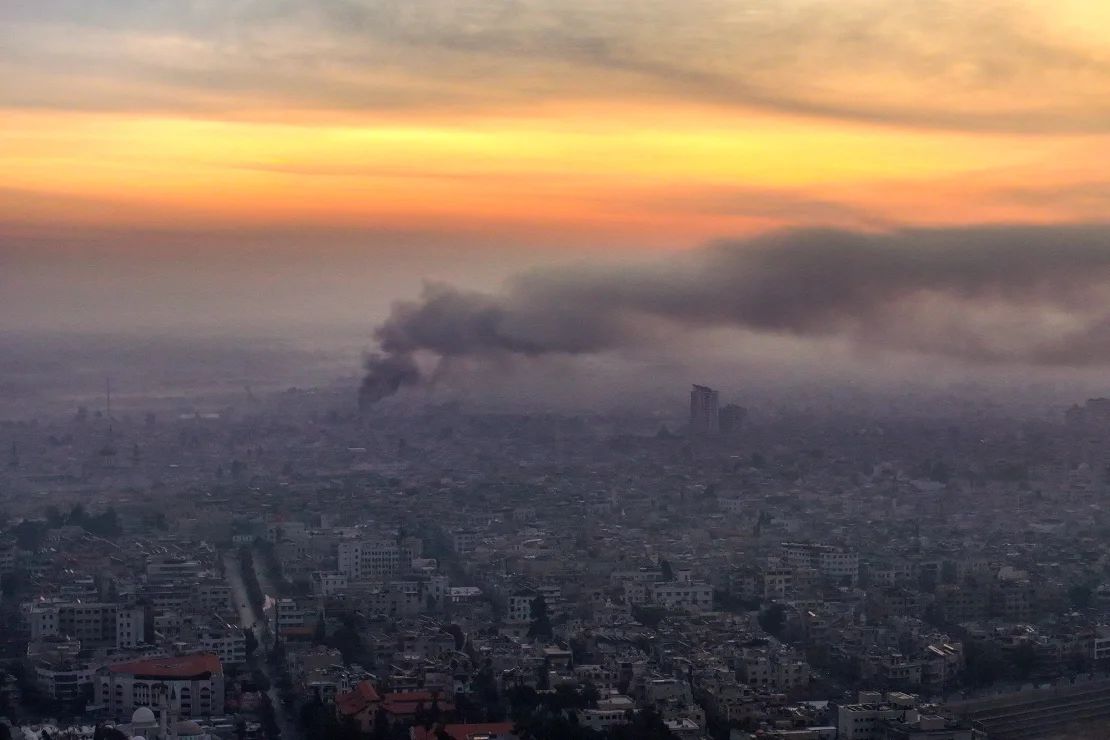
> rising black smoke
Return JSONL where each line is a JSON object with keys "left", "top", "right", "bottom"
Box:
{"left": 360, "top": 224, "right": 1110, "bottom": 407}
{"left": 359, "top": 352, "right": 421, "bottom": 410}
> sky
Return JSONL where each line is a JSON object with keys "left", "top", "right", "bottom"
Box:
{"left": 2, "top": 0, "right": 1110, "bottom": 336}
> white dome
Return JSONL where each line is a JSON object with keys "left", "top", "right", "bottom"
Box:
{"left": 133, "top": 736, "right": 147, "bottom": 740}
{"left": 131, "top": 706, "right": 157, "bottom": 725}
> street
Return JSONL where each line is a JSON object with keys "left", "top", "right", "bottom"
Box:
{"left": 223, "top": 551, "right": 303, "bottom": 740}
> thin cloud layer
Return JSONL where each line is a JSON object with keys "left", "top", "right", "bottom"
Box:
{"left": 361, "top": 224, "right": 1110, "bottom": 405}
{"left": 3, "top": 0, "right": 1109, "bottom": 132}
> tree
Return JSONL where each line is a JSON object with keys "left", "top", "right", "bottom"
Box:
{"left": 964, "top": 640, "right": 1005, "bottom": 687}
{"left": 269, "top": 637, "right": 286, "bottom": 668}
{"left": 659, "top": 559, "right": 674, "bottom": 581}
{"left": 758, "top": 604, "right": 786, "bottom": 638}
{"left": 66, "top": 503, "right": 87, "bottom": 526}
{"left": 1, "top": 570, "right": 29, "bottom": 599}
{"left": 1069, "top": 584, "right": 1094, "bottom": 610}
{"left": 298, "top": 692, "right": 325, "bottom": 732}
{"left": 45, "top": 505, "right": 64, "bottom": 527}
{"left": 12, "top": 520, "right": 46, "bottom": 551}
{"left": 372, "top": 707, "right": 390, "bottom": 740}
{"left": 1012, "top": 642, "right": 1038, "bottom": 681}
{"left": 528, "top": 595, "right": 553, "bottom": 639}
{"left": 444, "top": 623, "right": 465, "bottom": 650}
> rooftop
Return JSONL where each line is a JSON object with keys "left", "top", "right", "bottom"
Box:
{"left": 109, "top": 654, "right": 221, "bottom": 679}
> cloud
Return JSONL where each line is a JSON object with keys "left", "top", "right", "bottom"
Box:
{"left": 2, "top": 0, "right": 1109, "bottom": 133}
{"left": 360, "top": 223, "right": 1110, "bottom": 405}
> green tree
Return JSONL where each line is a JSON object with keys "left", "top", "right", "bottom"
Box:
{"left": 758, "top": 604, "right": 786, "bottom": 638}
{"left": 527, "top": 595, "right": 553, "bottom": 639}
{"left": 659, "top": 559, "right": 674, "bottom": 581}
{"left": 1069, "top": 584, "right": 1094, "bottom": 610}
{"left": 1012, "top": 642, "right": 1038, "bottom": 681}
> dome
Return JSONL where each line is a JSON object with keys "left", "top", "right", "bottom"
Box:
{"left": 131, "top": 706, "right": 157, "bottom": 725}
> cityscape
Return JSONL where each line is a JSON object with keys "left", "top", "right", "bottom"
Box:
{"left": 5, "top": 372, "right": 1110, "bottom": 739}
{"left": 4, "top": 0, "right": 1110, "bottom": 739}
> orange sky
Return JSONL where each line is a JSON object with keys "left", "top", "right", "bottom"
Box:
{"left": 2, "top": 0, "right": 1110, "bottom": 251}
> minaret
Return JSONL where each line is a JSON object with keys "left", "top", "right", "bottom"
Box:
{"left": 168, "top": 685, "right": 179, "bottom": 739}
{"left": 158, "top": 684, "right": 169, "bottom": 740}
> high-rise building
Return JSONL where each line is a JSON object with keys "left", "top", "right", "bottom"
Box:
{"left": 690, "top": 384, "right": 720, "bottom": 435}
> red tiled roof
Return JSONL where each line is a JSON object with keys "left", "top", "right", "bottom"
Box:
{"left": 336, "top": 680, "right": 381, "bottom": 717}
{"left": 109, "top": 653, "right": 221, "bottom": 679}
{"left": 382, "top": 690, "right": 455, "bottom": 716}
{"left": 412, "top": 723, "right": 515, "bottom": 740}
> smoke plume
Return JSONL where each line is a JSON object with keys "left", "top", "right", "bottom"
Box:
{"left": 360, "top": 224, "right": 1110, "bottom": 406}
{"left": 359, "top": 352, "right": 421, "bottom": 410}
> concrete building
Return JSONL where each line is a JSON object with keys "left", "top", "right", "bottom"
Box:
{"left": 507, "top": 591, "right": 538, "bottom": 624}
{"left": 30, "top": 602, "right": 145, "bottom": 649}
{"left": 97, "top": 653, "right": 225, "bottom": 720}
{"left": 311, "top": 571, "right": 349, "bottom": 596}
{"left": 782, "top": 542, "right": 860, "bottom": 584}
{"left": 690, "top": 385, "right": 720, "bottom": 435}
{"left": 838, "top": 692, "right": 920, "bottom": 740}
{"left": 337, "top": 540, "right": 401, "bottom": 580}
{"left": 648, "top": 581, "right": 714, "bottom": 611}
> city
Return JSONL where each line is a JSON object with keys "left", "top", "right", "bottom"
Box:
{"left": 4, "top": 379, "right": 1110, "bottom": 739}
{"left": 4, "top": 0, "right": 1110, "bottom": 738}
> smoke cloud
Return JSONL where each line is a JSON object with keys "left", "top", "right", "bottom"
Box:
{"left": 360, "top": 224, "right": 1110, "bottom": 407}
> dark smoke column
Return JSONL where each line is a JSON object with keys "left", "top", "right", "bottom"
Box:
{"left": 358, "top": 353, "right": 421, "bottom": 412}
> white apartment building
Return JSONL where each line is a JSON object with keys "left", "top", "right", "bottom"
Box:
{"left": 739, "top": 655, "right": 810, "bottom": 692}
{"left": 311, "top": 571, "right": 349, "bottom": 596}
{"left": 192, "top": 582, "right": 232, "bottom": 615}
{"left": 30, "top": 602, "right": 145, "bottom": 649}
{"left": 35, "top": 662, "right": 95, "bottom": 701}
{"left": 648, "top": 582, "right": 713, "bottom": 611}
{"left": 837, "top": 692, "right": 919, "bottom": 740}
{"left": 781, "top": 542, "right": 860, "bottom": 584}
{"left": 337, "top": 540, "right": 401, "bottom": 580}
{"left": 0, "top": 539, "right": 15, "bottom": 575}
{"left": 116, "top": 607, "right": 145, "bottom": 649}
{"left": 274, "top": 598, "right": 314, "bottom": 634}
{"left": 146, "top": 558, "right": 204, "bottom": 583}
{"left": 450, "top": 530, "right": 478, "bottom": 555}
{"left": 197, "top": 629, "right": 246, "bottom": 667}
{"left": 507, "top": 592, "right": 538, "bottom": 624}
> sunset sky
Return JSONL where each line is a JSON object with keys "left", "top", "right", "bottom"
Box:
{"left": 3, "top": 0, "right": 1110, "bottom": 333}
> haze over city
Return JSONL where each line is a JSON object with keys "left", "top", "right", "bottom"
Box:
{"left": 6, "top": 3, "right": 1110, "bottom": 740}
{"left": 3, "top": 0, "right": 1110, "bottom": 404}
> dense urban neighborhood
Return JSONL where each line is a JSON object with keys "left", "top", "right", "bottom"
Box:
{"left": 5, "top": 385, "right": 1110, "bottom": 739}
